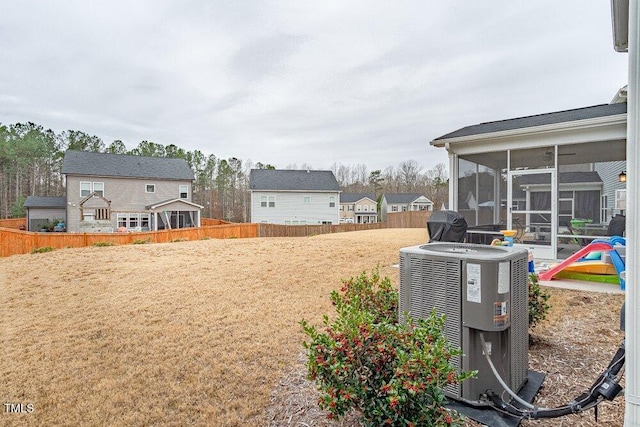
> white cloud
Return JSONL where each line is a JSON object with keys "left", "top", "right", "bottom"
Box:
{"left": 0, "top": 0, "right": 628, "bottom": 171}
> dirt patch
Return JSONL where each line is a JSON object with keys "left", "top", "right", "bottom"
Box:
{"left": 1, "top": 229, "right": 625, "bottom": 426}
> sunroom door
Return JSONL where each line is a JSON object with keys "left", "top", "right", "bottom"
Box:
{"left": 507, "top": 169, "right": 557, "bottom": 260}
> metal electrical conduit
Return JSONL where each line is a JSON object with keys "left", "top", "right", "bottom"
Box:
{"left": 478, "top": 332, "right": 626, "bottom": 420}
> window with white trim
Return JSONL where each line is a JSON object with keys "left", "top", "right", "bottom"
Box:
{"left": 80, "top": 181, "right": 104, "bottom": 197}
{"left": 179, "top": 185, "right": 188, "bottom": 199}
{"left": 392, "top": 205, "right": 398, "bottom": 212}
{"left": 80, "top": 182, "right": 91, "bottom": 197}
{"left": 304, "top": 196, "right": 311, "bottom": 204}
{"left": 117, "top": 213, "right": 150, "bottom": 230}
{"left": 93, "top": 182, "right": 104, "bottom": 197}
{"left": 268, "top": 196, "right": 275, "bottom": 207}
{"left": 329, "top": 196, "right": 335, "bottom": 207}
{"left": 261, "top": 196, "right": 267, "bottom": 207}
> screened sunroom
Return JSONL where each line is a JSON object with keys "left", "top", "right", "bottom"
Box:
{"left": 430, "top": 98, "right": 627, "bottom": 260}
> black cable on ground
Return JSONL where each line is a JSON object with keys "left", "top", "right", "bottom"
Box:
{"left": 480, "top": 339, "right": 625, "bottom": 420}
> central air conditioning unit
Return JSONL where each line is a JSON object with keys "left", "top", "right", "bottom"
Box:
{"left": 399, "top": 242, "right": 529, "bottom": 406}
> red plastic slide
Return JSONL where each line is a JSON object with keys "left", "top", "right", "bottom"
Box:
{"left": 538, "top": 242, "right": 615, "bottom": 281}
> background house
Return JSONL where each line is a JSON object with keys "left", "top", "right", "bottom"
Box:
{"left": 249, "top": 169, "right": 340, "bottom": 225}
{"left": 380, "top": 193, "right": 434, "bottom": 222}
{"left": 24, "top": 196, "right": 67, "bottom": 231}
{"left": 339, "top": 193, "right": 378, "bottom": 223}
{"left": 61, "top": 150, "right": 202, "bottom": 233}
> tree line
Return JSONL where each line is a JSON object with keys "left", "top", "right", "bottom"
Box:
{"left": 0, "top": 121, "right": 448, "bottom": 222}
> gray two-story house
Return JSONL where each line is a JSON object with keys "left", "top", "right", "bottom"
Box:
{"left": 249, "top": 169, "right": 341, "bottom": 225}
{"left": 58, "top": 150, "right": 202, "bottom": 233}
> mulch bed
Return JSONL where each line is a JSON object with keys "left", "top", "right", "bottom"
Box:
{"left": 265, "top": 288, "right": 626, "bottom": 427}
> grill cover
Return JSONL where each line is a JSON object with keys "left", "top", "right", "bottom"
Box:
{"left": 427, "top": 210, "right": 468, "bottom": 242}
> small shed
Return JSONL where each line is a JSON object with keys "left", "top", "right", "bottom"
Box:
{"left": 24, "top": 196, "right": 67, "bottom": 231}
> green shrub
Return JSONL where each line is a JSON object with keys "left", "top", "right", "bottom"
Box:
{"left": 92, "top": 241, "right": 115, "bottom": 247}
{"left": 301, "top": 269, "right": 474, "bottom": 426}
{"left": 132, "top": 238, "right": 150, "bottom": 244}
{"left": 31, "top": 246, "right": 54, "bottom": 254}
{"left": 528, "top": 273, "right": 550, "bottom": 327}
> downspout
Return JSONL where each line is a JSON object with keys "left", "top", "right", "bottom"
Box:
{"left": 625, "top": 1, "right": 640, "bottom": 425}
{"left": 475, "top": 163, "right": 480, "bottom": 225}
{"left": 446, "top": 142, "right": 458, "bottom": 211}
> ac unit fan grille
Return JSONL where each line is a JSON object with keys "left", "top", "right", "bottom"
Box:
{"left": 400, "top": 255, "right": 462, "bottom": 398}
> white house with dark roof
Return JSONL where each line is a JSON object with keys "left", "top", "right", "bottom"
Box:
{"left": 339, "top": 193, "right": 378, "bottom": 224}
{"left": 380, "top": 193, "right": 434, "bottom": 222}
{"left": 58, "top": 150, "right": 202, "bottom": 233}
{"left": 430, "top": 94, "right": 627, "bottom": 260}
{"left": 249, "top": 169, "right": 340, "bottom": 225}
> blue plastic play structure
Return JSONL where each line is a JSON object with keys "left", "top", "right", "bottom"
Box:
{"left": 539, "top": 236, "right": 626, "bottom": 290}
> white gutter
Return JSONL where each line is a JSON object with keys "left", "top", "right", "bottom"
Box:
{"left": 625, "top": 1, "right": 639, "bottom": 425}
{"left": 430, "top": 114, "right": 627, "bottom": 148}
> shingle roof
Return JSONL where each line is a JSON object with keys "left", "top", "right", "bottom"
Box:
{"left": 340, "top": 193, "right": 376, "bottom": 203}
{"left": 61, "top": 150, "right": 194, "bottom": 180}
{"left": 24, "top": 196, "right": 67, "bottom": 208}
{"left": 519, "top": 171, "right": 602, "bottom": 185}
{"left": 383, "top": 193, "right": 432, "bottom": 204}
{"left": 433, "top": 103, "right": 627, "bottom": 142}
{"left": 249, "top": 169, "right": 340, "bottom": 191}
{"left": 146, "top": 198, "right": 204, "bottom": 210}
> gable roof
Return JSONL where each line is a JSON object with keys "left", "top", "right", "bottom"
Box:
{"left": 24, "top": 196, "right": 67, "bottom": 209}
{"left": 61, "top": 150, "right": 194, "bottom": 180}
{"left": 432, "top": 103, "right": 627, "bottom": 143}
{"left": 146, "top": 198, "right": 204, "bottom": 210}
{"left": 383, "top": 193, "right": 433, "bottom": 204}
{"left": 519, "top": 171, "right": 603, "bottom": 186}
{"left": 340, "top": 193, "right": 376, "bottom": 203}
{"left": 249, "top": 169, "right": 340, "bottom": 192}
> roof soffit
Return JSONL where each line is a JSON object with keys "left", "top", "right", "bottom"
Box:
{"left": 432, "top": 114, "right": 627, "bottom": 155}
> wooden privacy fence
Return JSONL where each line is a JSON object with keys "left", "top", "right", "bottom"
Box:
{"left": 0, "top": 223, "right": 259, "bottom": 257}
{"left": 0, "top": 218, "right": 26, "bottom": 229}
{"left": 386, "top": 211, "right": 432, "bottom": 228}
{"left": 0, "top": 214, "right": 428, "bottom": 257}
{"left": 257, "top": 222, "right": 385, "bottom": 237}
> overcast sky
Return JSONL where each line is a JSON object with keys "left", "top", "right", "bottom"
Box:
{"left": 0, "top": 1, "right": 629, "bottom": 172}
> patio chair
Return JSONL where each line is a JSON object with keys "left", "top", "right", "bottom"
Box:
{"left": 567, "top": 222, "right": 587, "bottom": 248}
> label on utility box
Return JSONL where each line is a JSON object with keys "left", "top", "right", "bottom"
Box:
{"left": 494, "top": 301, "right": 509, "bottom": 328}
{"left": 466, "top": 263, "right": 481, "bottom": 303}
{"left": 498, "top": 262, "right": 510, "bottom": 294}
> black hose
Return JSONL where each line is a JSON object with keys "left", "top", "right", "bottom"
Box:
{"left": 485, "top": 340, "right": 625, "bottom": 419}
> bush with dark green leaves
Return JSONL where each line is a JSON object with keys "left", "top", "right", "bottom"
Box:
{"left": 528, "top": 273, "right": 551, "bottom": 328}
{"left": 301, "top": 269, "right": 474, "bottom": 426}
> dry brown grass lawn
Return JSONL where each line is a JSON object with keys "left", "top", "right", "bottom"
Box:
{"left": 1, "top": 229, "right": 626, "bottom": 426}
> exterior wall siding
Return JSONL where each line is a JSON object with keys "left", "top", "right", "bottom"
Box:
{"left": 66, "top": 175, "right": 193, "bottom": 232}
{"left": 251, "top": 191, "right": 340, "bottom": 224}
{"left": 27, "top": 208, "right": 67, "bottom": 231}
{"left": 594, "top": 160, "right": 627, "bottom": 221}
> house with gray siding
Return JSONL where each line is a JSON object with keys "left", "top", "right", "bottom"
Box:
{"left": 249, "top": 169, "right": 340, "bottom": 225}
{"left": 60, "top": 150, "right": 202, "bottom": 233}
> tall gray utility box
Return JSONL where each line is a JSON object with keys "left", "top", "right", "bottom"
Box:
{"left": 399, "top": 242, "right": 529, "bottom": 406}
